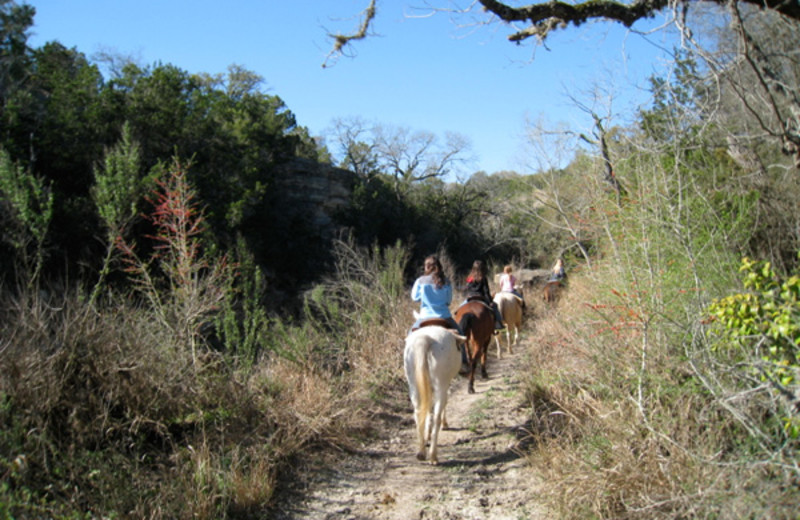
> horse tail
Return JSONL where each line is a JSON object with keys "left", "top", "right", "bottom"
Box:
{"left": 458, "top": 312, "right": 475, "bottom": 339}
{"left": 458, "top": 311, "right": 476, "bottom": 363}
{"left": 414, "top": 336, "right": 433, "bottom": 417}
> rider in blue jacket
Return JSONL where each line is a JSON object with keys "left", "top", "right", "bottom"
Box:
{"left": 410, "top": 255, "right": 460, "bottom": 333}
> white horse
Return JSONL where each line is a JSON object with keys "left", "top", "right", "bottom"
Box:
{"left": 404, "top": 325, "right": 466, "bottom": 464}
{"left": 493, "top": 291, "right": 523, "bottom": 357}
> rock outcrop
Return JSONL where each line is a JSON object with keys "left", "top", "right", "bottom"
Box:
{"left": 273, "top": 157, "right": 357, "bottom": 239}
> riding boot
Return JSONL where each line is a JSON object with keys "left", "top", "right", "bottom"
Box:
{"left": 491, "top": 303, "right": 504, "bottom": 330}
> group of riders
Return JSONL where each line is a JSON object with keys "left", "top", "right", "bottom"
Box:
{"left": 409, "top": 255, "right": 566, "bottom": 337}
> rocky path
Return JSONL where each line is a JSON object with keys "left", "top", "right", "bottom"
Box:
{"left": 272, "top": 338, "right": 548, "bottom": 520}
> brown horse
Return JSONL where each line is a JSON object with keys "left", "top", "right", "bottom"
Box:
{"left": 543, "top": 280, "right": 560, "bottom": 304}
{"left": 454, "top": 300, "right": 495, "bottom": 394}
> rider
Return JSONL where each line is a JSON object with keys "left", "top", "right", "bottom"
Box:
{"left": 499, "top": 264, "right": 526, "bottom": 310}
{"left": 410, "top": 255, "right": 461, "bottom": 334}
{"left": 462, "top": 260, "right": 504, "bottom": 330}
{"left": 550, "top": 258, "right": 566, "bottom": 282}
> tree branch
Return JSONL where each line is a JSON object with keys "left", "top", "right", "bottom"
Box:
{"left": 323, "top": 0, "right": 377, "bottom": 68}
{"left": 478, "top": 0, "right": 670, "bottom": 41}
{"left": 326, "top": 1, "right": 800, "bottom": 63}
{"left": 475, "top": 0, "right": 800, "bottom": 43}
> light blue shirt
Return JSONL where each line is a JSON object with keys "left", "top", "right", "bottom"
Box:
{"left": 411, "top": 274, "right": 453, "bottom": 319}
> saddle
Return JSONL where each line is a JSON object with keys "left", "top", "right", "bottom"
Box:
{"left": 460, "top": 296, "right": 492, "bottom": 311}
{"left": 411, "top": 317, "right": 457, "bottom": 333}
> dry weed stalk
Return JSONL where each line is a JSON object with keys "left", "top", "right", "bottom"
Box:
{"left": 116, "top": 158, "right": 233, "bottom": 368}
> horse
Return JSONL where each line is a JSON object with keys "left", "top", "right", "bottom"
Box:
{"left": 493, "top": 291, "right": 523, "bottom": 357}
{"left": 404, "top": 325, "right": 466, "bottom": 464}
{"left": 543, "top": 280, "right": 560, "bottom": 304}
{"left": 454, "top": 300, "right": 496, "bottom": 394}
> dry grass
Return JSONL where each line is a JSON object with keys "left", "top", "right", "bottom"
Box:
{"left": 0, "top": 237, "right": 417, "bottom": 518}
{"left": 0, "top": 282, "right": 370, "bottom": 519}
{"left": 518, "top": 271, "right": 800, "bottom": 519}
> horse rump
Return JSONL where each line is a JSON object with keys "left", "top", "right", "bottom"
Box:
{"left": 403, "top": 326, "right": 463, "bottom": 464}
{"left": 543, "top": 281, "right": 560, "bottom": 303}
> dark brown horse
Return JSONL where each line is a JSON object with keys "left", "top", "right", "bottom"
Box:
{"left": 454, "top": 300, "right": 495, "bottom": 394}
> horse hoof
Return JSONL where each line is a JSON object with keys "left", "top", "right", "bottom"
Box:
{"left": 416, "top": 452, "right": 426, "bottom": 461}
{"left": 468, "top": 386, "right": 475, "bottom": 394}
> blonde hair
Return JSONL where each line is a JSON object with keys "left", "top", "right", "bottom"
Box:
{"left": 503, "top": 265, "right": 513, "bottom": 274}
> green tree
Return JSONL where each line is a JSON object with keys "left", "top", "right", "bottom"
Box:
{"left": 0, "top": 147, "right": 53, "bottom": 286}
{"left": 89, "top": 122, "right": 150, "bottom": 305}
{"left": 639, "top": 52, "right": 708, "bottom": 147}
{"left": 12, "top": 42, "right": 108, "bottom": 275}
{"left": 0, "top": 0, "right": 35, "bottom": 157}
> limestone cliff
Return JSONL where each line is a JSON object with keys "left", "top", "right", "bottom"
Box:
{"left": 273, "top": 157, "right": 357, "bottom": 239}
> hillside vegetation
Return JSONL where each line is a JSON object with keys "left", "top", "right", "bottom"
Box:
{"left": 1, "top": 2, "right": 799, "bottom": 518}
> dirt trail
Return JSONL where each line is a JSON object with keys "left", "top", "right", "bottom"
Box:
{"left": 272, "top": 335, "right": 549, "bottom": 520}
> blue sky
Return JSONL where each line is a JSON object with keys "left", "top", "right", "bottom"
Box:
{"left": 25, "top": 0, "right": 678, "bottom": 176}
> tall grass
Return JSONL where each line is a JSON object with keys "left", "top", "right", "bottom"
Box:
{"left": 302, "top": 234, "right": 414, "bottom": 410}
{"left": 519, "top": 154, "right": 799, "bottom": 518}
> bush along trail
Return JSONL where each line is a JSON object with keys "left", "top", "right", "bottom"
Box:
{"left": 271, "top": 329, "right": 550, "bottom": 520}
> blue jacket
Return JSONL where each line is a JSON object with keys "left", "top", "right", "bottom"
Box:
{"left": 411, "top": 274, "right": 453, "bottom": 319}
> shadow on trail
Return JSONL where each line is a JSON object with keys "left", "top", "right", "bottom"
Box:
{"left": 435, "top": 417, "right": 542, "bottom": 469}
{"left": 438, "top": 449, "right": 519, "bottom": 469}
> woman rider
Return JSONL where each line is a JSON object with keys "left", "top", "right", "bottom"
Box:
{"left": 462, "top": 260, "right": 504, "bottom": 330}
{"left": 409, "top": 255, "right": 461, "bottom": 333}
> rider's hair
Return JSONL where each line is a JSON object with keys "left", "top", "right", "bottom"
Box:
{"left": 469, "top": 260, "right": 487, "bottom": 282}
{"left": 424, "top": 255, "right": 446, "bottom": 288}
{"left": 503, "top": 265, "right": 513, "bottom": 274}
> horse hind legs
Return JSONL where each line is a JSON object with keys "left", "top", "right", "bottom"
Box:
{"left": 415, "top": 408, "right": 428, "bottom": 461}
{"left": 426, "top": 403, "right": 447, "bottom": 465}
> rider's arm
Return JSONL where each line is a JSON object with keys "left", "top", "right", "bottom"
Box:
{"left": 411, "top": 278, "right": 422, "bottom": 302}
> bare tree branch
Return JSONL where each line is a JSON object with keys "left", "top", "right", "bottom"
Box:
{"left": 326, "top": 1, "right": 800, "bottom": 61}
{"left": 477, "top": 0, "right": 800, "bottom": 42}
{"left": 323, "top": 0, "right": 377, "bottom": 68}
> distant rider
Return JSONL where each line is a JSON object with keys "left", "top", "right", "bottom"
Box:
{"left": 499, "top": 264, "right": 526, "bottom": 310}
{"left": 462, "top": 260, "right": 504, "bottom": 330}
